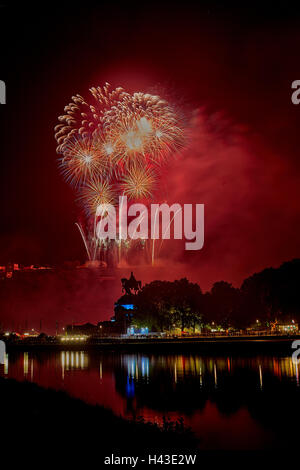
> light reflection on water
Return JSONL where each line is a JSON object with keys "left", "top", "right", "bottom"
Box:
{"left": 1, "top": 351, "right": 300, "bottom": 449}
{"left": 2, "top": 352, "right": 300, "bottom": 388}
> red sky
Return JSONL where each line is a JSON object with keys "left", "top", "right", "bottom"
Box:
{"left": 0, "top": 2, "right": 300, "bottom": 292}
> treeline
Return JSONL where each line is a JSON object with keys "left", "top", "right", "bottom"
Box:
{"left": 127, "top": 259, "right": 300, "bottom": 331}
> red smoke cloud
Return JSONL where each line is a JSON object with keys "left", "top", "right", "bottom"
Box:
{"left": 151, "top": 108, "right": 300, "bottom": 288}
{"left": 1, "top": 105, "right": 299, "bottom": 332}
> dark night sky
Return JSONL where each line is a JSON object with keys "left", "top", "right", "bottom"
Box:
{"left": 1, "top": 2, "right": 300, "bottom": 288}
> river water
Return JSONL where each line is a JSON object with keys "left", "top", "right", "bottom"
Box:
{"left": 1, "top": 351, "right": 299, "bottom": 449}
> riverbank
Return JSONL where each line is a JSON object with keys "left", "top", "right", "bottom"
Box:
{"left": 0, "top": 377, "right": 196, "bottom": 453}
{"left": 4, "top": 334, "right": 300, "bottom": 354}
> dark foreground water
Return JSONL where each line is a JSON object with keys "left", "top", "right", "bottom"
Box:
{"left": 1, "top": 351, "right": 299, "bottom": 449}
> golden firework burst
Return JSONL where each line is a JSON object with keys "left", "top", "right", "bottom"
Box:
{"left": 78, "top": 178, "right": 116, "bottom": 214}
{"left": 55, "top": 84, "right": 185, "bottom": 181}
{"left": 121, "top": 165, "right": 156, "bottom": 200}
{"left": 59, "top": 137, "right": 109, "bottom": 188}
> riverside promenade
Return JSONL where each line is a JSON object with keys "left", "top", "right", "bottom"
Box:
{"left": 4, "top": 334, "right": 300, "bottom": 354}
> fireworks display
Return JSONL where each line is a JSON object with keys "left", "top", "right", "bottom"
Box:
{"left": 54, "top": 83, "right": 185, "bottom": 265}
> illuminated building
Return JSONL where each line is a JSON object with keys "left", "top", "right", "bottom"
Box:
{"left": 276, "top": 321, "right": 298, "bottom": 333}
